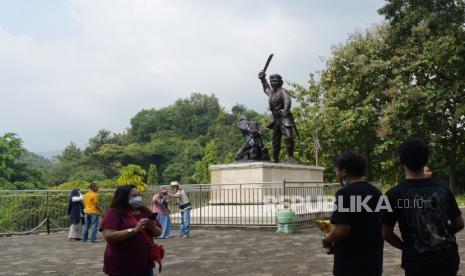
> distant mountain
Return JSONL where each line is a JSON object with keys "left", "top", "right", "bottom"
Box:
{"left": 35, "top": 150, "right": 61, "bottom": 161}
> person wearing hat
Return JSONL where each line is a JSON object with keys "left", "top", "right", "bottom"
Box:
{"left": 168, "top": 181, "right": 192, "bottom": 238}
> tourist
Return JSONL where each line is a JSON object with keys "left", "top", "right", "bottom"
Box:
{"left": 83, "top": 183, "right": 102, "bottom": 242}
{"left": 153, "top": 186, "right": 172, "bottom": 239}
{"left": 67, "top": 188, "right": 84, "bottom": 241}
{"left": 100, "top": 184, "right": 163, "bottom": 276}
{"left": 424, "top": 165, "right": 433, "bottom": 178}
{"left": 168, "top": 181, "right": 192, "bottom": 238}
{"left": 382, "top": 138, "right": 464, "bottom": 276}
{"left": 322, "top": 151, "right": 383, "bottom": 276}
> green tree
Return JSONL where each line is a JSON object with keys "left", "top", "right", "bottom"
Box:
{"left": 292, "top": 27, "right": 393, "bottom": 182}
{"left": 130, "top": 93, "right": 222, "bottom": 142}
{"left": 0, "top": 133, "right": 24, "bottom": 184}
{"left": 379, "top": 0, "right": 465, "bottom": 191}
{"left": 0, "top": 133, "right": 43, "bottom": 189}
{"left": 289, "top": 74, "right": 325, "bottom": 165}
{"left": 147, "top": 164, "right": 159, "bottom": 186}
{"left": 85, "top": 129, "right": 114, "bottom": 155}
{"left": 117, "top": 164, "right": 147, "bottom": 192}
{"left": 47, "top": 142, "right": 84, "bottom": 186}
{"left": 57, "top": 142, "right": 82, "bottom": 163}
{"left": 194, "top": 140, "right": 218, "bottom": 183}
{"left": 162, "top": 163, "right": 184, "bottom": 183}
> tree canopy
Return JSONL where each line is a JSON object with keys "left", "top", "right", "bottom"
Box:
{"left": 291, "top": 0, "right": 465, "bottom": 190}
{"left": 0, "top": 133, "right": 44, "bottom": 189}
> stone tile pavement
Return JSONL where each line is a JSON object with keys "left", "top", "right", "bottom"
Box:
{"left": 1, "top": 225, "right": 465, "bottom": 276}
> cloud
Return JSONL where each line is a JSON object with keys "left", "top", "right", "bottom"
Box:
{"left": 0, "top": 0, "right": 384, "bottom": 152}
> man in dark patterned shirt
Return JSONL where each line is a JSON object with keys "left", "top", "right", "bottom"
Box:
{"left": 382, "top": 138, "right": 464, "bottom": 276}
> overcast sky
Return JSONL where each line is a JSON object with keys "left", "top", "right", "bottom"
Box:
{"left": 0, "top": 0, "right": 385, "bottom": 153}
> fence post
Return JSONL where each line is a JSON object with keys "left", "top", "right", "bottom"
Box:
{"left": 239, "top": 184, "right": 242, "bottom": 226}
{"left": 283, "top": 178, "right": 287, "bottom": 198}
{"left": 199, "top": 185, "right": 203, "bottom": 225}
{"left": 46, "top": 191, "right": 50, "bottom": 235}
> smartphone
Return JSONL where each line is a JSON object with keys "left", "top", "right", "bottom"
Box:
{"left": 148, "top": 213, "right": 158, "bottom": 221}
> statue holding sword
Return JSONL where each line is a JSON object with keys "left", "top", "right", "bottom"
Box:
{"left": 258, "top": 54, "right": 298, "bottom": 163}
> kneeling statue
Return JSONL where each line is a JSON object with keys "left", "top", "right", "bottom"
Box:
{"left": 235, "top": 115, "right": 270, "bottom": 162}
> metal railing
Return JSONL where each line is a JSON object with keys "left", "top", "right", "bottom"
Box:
{"left": 0, "top": 181, "right": 341, "bottom": 236}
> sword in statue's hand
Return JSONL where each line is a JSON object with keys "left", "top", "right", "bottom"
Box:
{"left": 259, "top": 54, "right": 273, "bottom": 80}
{"left": 263, "top": 54, "right": 273, "bottom": 73}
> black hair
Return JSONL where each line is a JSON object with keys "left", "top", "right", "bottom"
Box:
{"left": 333, "top": 151, "right": 366, "bottom": 177}
{"left": 109, "top": 184, "right": 151, "bottom": 213}
{"left": 110, "top": 185, "right": 135, "bottom": 211}
{"left": 89, "top": 182, "right": 98, "bottom": 189}
{"left": 399, "top": 138, "right": 429, "bottom": 172}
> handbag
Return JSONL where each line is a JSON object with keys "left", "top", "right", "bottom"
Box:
{"left": 127, "top": 213, "right": 165, "bottom": 272}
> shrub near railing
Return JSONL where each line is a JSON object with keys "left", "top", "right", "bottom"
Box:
{"left": 0, "top": 190, "right": 115, "bottom": 235}
{"left": 0, "top": 191, "right": 53, "bottom": 233}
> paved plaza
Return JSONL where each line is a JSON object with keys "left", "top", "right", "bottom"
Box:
{"left": 1, "top": 224, "right": 465, "bottom": 276}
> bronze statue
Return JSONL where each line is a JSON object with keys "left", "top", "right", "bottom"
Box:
{"left": 258, "top": 54, "right": 297, "bottom": 163}
{"left": 235, "top": 115, "right": 270, "bottom": 162}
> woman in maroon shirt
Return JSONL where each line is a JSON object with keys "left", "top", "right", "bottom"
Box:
{"left": 100, "top": 185, "right": 162, "bottom": 276}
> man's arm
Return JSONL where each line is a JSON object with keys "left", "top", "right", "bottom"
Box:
{"left": 168, "top": 191, "right": 180, "bottom": 198}
{"left": 96, "top": 203, "right": 102, "bottom": 214}
{"left": 324, "top": 224, "right": 351, "bottom": 243}
{"left": 95, "top": 195, "right": 103, "bottom": 214}
{"left": 258, "top": 71, "right": 271, "bottom": 96}
{"left": 447, "top": 189, "right": 463, "bottom": 234}
{"left": 382, "top": 224, "right": 404, "bottom": 250}
{"left": 450, "top": 215, "right": 464, "bottom": 234}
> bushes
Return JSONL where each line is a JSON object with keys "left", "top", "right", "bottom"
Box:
{"left": 0, "top": 189, "right": 116, "bottom": 233}
{"left": 53, "top": 179, "right": 119, "bottom": 190}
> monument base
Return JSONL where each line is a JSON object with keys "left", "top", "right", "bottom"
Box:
{"left": 210, "top": 162, "right": 324, "bottom": 184}
{"left": 209, "top": 162, "right": 325, "bottom": 204}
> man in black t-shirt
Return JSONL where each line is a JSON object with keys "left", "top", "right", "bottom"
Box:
{"left": 323, "top": 151, "right": 384, "bottom": 276}
{"left": 382, "top": 138, "right": 464, "bottom": 276}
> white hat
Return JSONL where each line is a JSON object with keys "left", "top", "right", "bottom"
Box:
{"left": 170, "top": 181, "right": 180, "bottom": 187}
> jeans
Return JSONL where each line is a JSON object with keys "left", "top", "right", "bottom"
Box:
{"left": 180, "top": 208, "right": 191, "bottom": 237}
{"left": 157, "top": 214, "right": 172, "bottom": 239}
{"left": 83, "top": 214, "right": 99, "bottom": 241}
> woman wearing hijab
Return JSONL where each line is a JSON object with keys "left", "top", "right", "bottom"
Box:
{"left": 67, "top": 188, "right": 84, "bottom": 241}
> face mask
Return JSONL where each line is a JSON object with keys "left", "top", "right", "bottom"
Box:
{"left": 129, "top": 196, "right": 143, "bottom": 208}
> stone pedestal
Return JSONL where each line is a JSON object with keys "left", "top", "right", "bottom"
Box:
{"left": 209, "top": 162, "right": 325, "bottom": 204}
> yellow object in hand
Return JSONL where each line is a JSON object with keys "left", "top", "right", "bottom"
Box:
{"left": 314, "top": 219, "right": 333, "bottom": 235}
